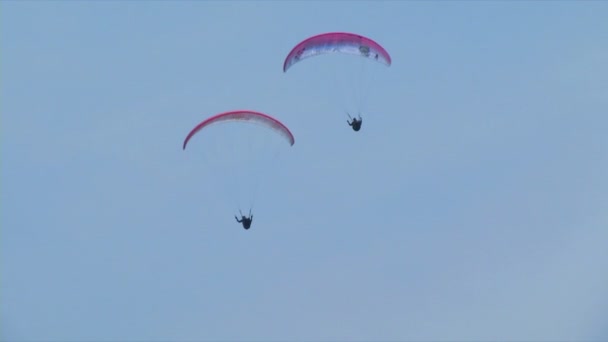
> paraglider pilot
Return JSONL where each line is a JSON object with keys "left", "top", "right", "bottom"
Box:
{"left": 235, "top": 209, "right": 253, "bottom": 230}
{"left": 347, "top": 112, "right": 362, "bottom": 132}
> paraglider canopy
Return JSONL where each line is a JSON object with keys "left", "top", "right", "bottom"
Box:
{"left": 283, "top": 32, "right": 392, "bottom": 72}
{"left": 183, "top": 110, "right": 295, "bottom": 150}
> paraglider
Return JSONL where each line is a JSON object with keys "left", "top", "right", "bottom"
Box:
{"left": 235, "top": 209, "right": 253, "bottom": 230}
{"left": 346, "top": 112, "right": 362, "bottom": 132}
{"left": 183, "top": 110, "right": 295, "bottom": 230}
{"left": 283, "top": 32, "right": 391, "bottom": 132}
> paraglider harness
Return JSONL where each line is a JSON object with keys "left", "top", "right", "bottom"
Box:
{"left": 235, "top": 209, "right": 253, "bottom": 230}
{"left": 347, "top": 112, "right": 362, "bottom": 132}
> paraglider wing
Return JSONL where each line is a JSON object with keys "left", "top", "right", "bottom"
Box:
{"left": 283, "top": 32, "right": 392, "bottom": 72}
{"left": 182, "top": 110, "right": 295, "bottom": 150}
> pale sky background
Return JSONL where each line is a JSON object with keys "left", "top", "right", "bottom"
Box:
{"left": 2, "top": 1, "right": 608, "bottom": 341}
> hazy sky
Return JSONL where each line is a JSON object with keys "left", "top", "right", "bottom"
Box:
{"left": 2, "top": 1, "right": 608, "bottom": 341}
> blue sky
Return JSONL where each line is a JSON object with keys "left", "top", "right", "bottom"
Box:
{"left": 2, "top": 1, "right": 608, "bottom": 341}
